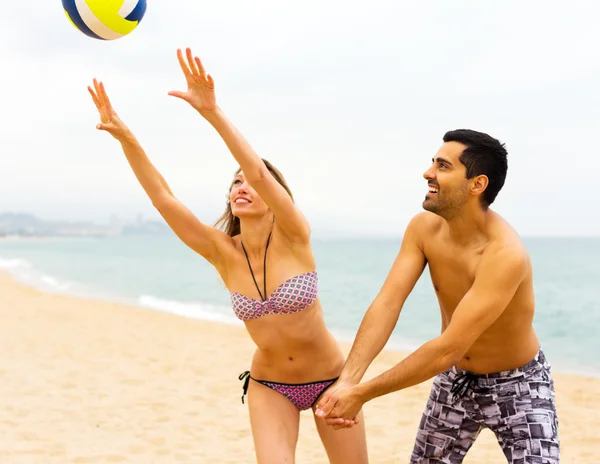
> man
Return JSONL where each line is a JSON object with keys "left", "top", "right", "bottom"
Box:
{"left": 315, "top": 130, "right": 560, "bottom": 463}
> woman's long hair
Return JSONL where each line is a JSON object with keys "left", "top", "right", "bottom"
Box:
{"left": 214, "top": 159, "right": 294, "bottom": 237}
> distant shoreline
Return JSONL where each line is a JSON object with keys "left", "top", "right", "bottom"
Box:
{"left": 0, "top": 236, "right": 105, "bottom": 242}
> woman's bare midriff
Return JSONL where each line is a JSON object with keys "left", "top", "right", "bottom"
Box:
{"left": 244, "top": 302, "right": 345, "bottom": 382}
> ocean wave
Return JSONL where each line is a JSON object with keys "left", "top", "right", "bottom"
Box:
{"left": 137, "top": 294, "right": 242, "bottom": 326}
{"left": 39, "top": 274, "right": 72, "bottom": 291}
{"left": 0, "top": 254, "right": 242, "bottom": 327}
{"left": 0, "top": 257, "right": 32, "bottom": 270}
{"left": 0, "top": 255, "right": 74, "bottom": 293}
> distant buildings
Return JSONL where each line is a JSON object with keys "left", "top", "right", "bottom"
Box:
{"left": 0, "top": 213, "right": 171, "bottom": 238}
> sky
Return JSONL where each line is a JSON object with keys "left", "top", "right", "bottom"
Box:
{"left": 1, "top": 1, "right": 599, "bottom": 237}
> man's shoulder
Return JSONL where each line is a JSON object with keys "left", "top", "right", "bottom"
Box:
{"left": 402, "top": 212, "right": 444, "bottom": 251}
{"left": 482, "top": 234, "right": 530, "bottom": 276}
{"left": 486, "top": 212, "right": 529, "bottom": 261}
{"left": 485, "top": 239, "right": 528, "bottom": 260}
{"left": 407, "top": 211, "right": 443, "bottom": 234}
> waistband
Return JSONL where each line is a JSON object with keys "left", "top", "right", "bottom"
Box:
{"left": 449, "top": 348, "right": 548, "bottom": 386}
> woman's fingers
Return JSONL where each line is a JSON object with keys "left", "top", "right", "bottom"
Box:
{"left": 92, "top": 79, "right": 110, "bottom": 109}
{"left": 185, "top": 47, "right": 199, "bottom": 75}
{"left": 97, "top": 81, "right": 113, "bottom": 109}
{"left": 194, "top": 55, "right": 207, "bottom": 79}
{"left": 176, "top": 48, "right": 192, "bottom": 78}
{"left": 87, "top": 86, "right": 100, "bottom": 109}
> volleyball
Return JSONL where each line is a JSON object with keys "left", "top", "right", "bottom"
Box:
{"left": 62, "top": 0, "right": 147, "bottom": 40}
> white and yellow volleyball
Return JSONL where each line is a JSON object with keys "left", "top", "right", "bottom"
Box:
{"left": 62, "top": 0, "right": 147, "bottom": 40}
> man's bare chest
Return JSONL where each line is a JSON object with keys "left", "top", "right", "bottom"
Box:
{"left": 426, "top": 245, "right": 484, "bottom": 310}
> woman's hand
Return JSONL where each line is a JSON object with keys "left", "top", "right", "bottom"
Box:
{"left": 87, "top": 79, "right": 131, "bottom": 141}
{"left": 168, "top": 47, "right": 217, "bottom": 115}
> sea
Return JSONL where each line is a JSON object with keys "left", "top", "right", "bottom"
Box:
{"left": 0, "top": 235, "right": 598, "bottom": 378}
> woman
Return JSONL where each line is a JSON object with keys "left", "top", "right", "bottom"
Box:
{"left": 87, "top": 47, "right": 368, "bottom": 463}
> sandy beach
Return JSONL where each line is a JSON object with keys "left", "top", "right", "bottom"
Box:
{"left": 0, "top": 271, "right": 598, "bottom": 463}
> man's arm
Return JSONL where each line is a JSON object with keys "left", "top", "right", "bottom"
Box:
{"left": 339, "top": 214, "right": 429, "bottom": 385}
{"left": 355, "top": 244, "right": 528, "bottom": 402}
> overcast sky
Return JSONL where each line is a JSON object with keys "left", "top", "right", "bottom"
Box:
{"left": 1, "top": 1, "right": 598, "bottom": 237}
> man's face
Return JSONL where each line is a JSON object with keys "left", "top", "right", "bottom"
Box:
{"left": 422, "top": 142, "right": 470, "bottom": 219}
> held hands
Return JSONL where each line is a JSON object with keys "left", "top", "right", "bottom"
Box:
{"left": 168, "top": 48, "right": 217, "bottom": 115}
{"left": 87, "top": 79, "right": 131, "bottom": 141}
{"left": 315, "top": 380, "right": 365, "bottom": 430}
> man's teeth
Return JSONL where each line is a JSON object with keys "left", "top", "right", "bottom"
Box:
{"left": 428, "top": 187, "right": 438, "bottom": 193}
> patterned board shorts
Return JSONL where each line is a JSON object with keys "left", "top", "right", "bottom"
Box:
{"left": 410, "top": 349, "right": 559, "bottom": 464}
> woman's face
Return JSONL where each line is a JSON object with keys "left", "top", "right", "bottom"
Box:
{"left": 229, "top": 171, "right": 269, "bottom": 218}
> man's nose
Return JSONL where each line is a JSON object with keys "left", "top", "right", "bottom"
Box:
{"left": 423, "top": 166, "right": 435, "bottom": 180}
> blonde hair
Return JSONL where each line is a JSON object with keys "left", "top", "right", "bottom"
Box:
{"left": 214, "top": 159, "right": 294, "bottom": 237}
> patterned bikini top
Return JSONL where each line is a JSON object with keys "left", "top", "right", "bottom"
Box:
{"left": 231, "top": 271, "right": 319, "bottom": 321}
{"left": 230, "top": 232, "right": 319, "bottom": 321}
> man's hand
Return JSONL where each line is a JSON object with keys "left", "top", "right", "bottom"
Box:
{"left": 315, "top": 381, "right": 364, "bottom": 430}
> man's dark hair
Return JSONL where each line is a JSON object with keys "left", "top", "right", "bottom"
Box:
{"left": 443, "top": 129, "right": 508, "bottom": 207}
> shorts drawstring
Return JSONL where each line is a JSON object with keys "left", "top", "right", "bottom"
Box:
{"left": 450, "top": 371, "right": 478, "bottom": 399}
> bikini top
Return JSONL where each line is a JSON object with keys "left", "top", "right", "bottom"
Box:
{"left": 230, "top": 232, "right": 319, "bottom": 321}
